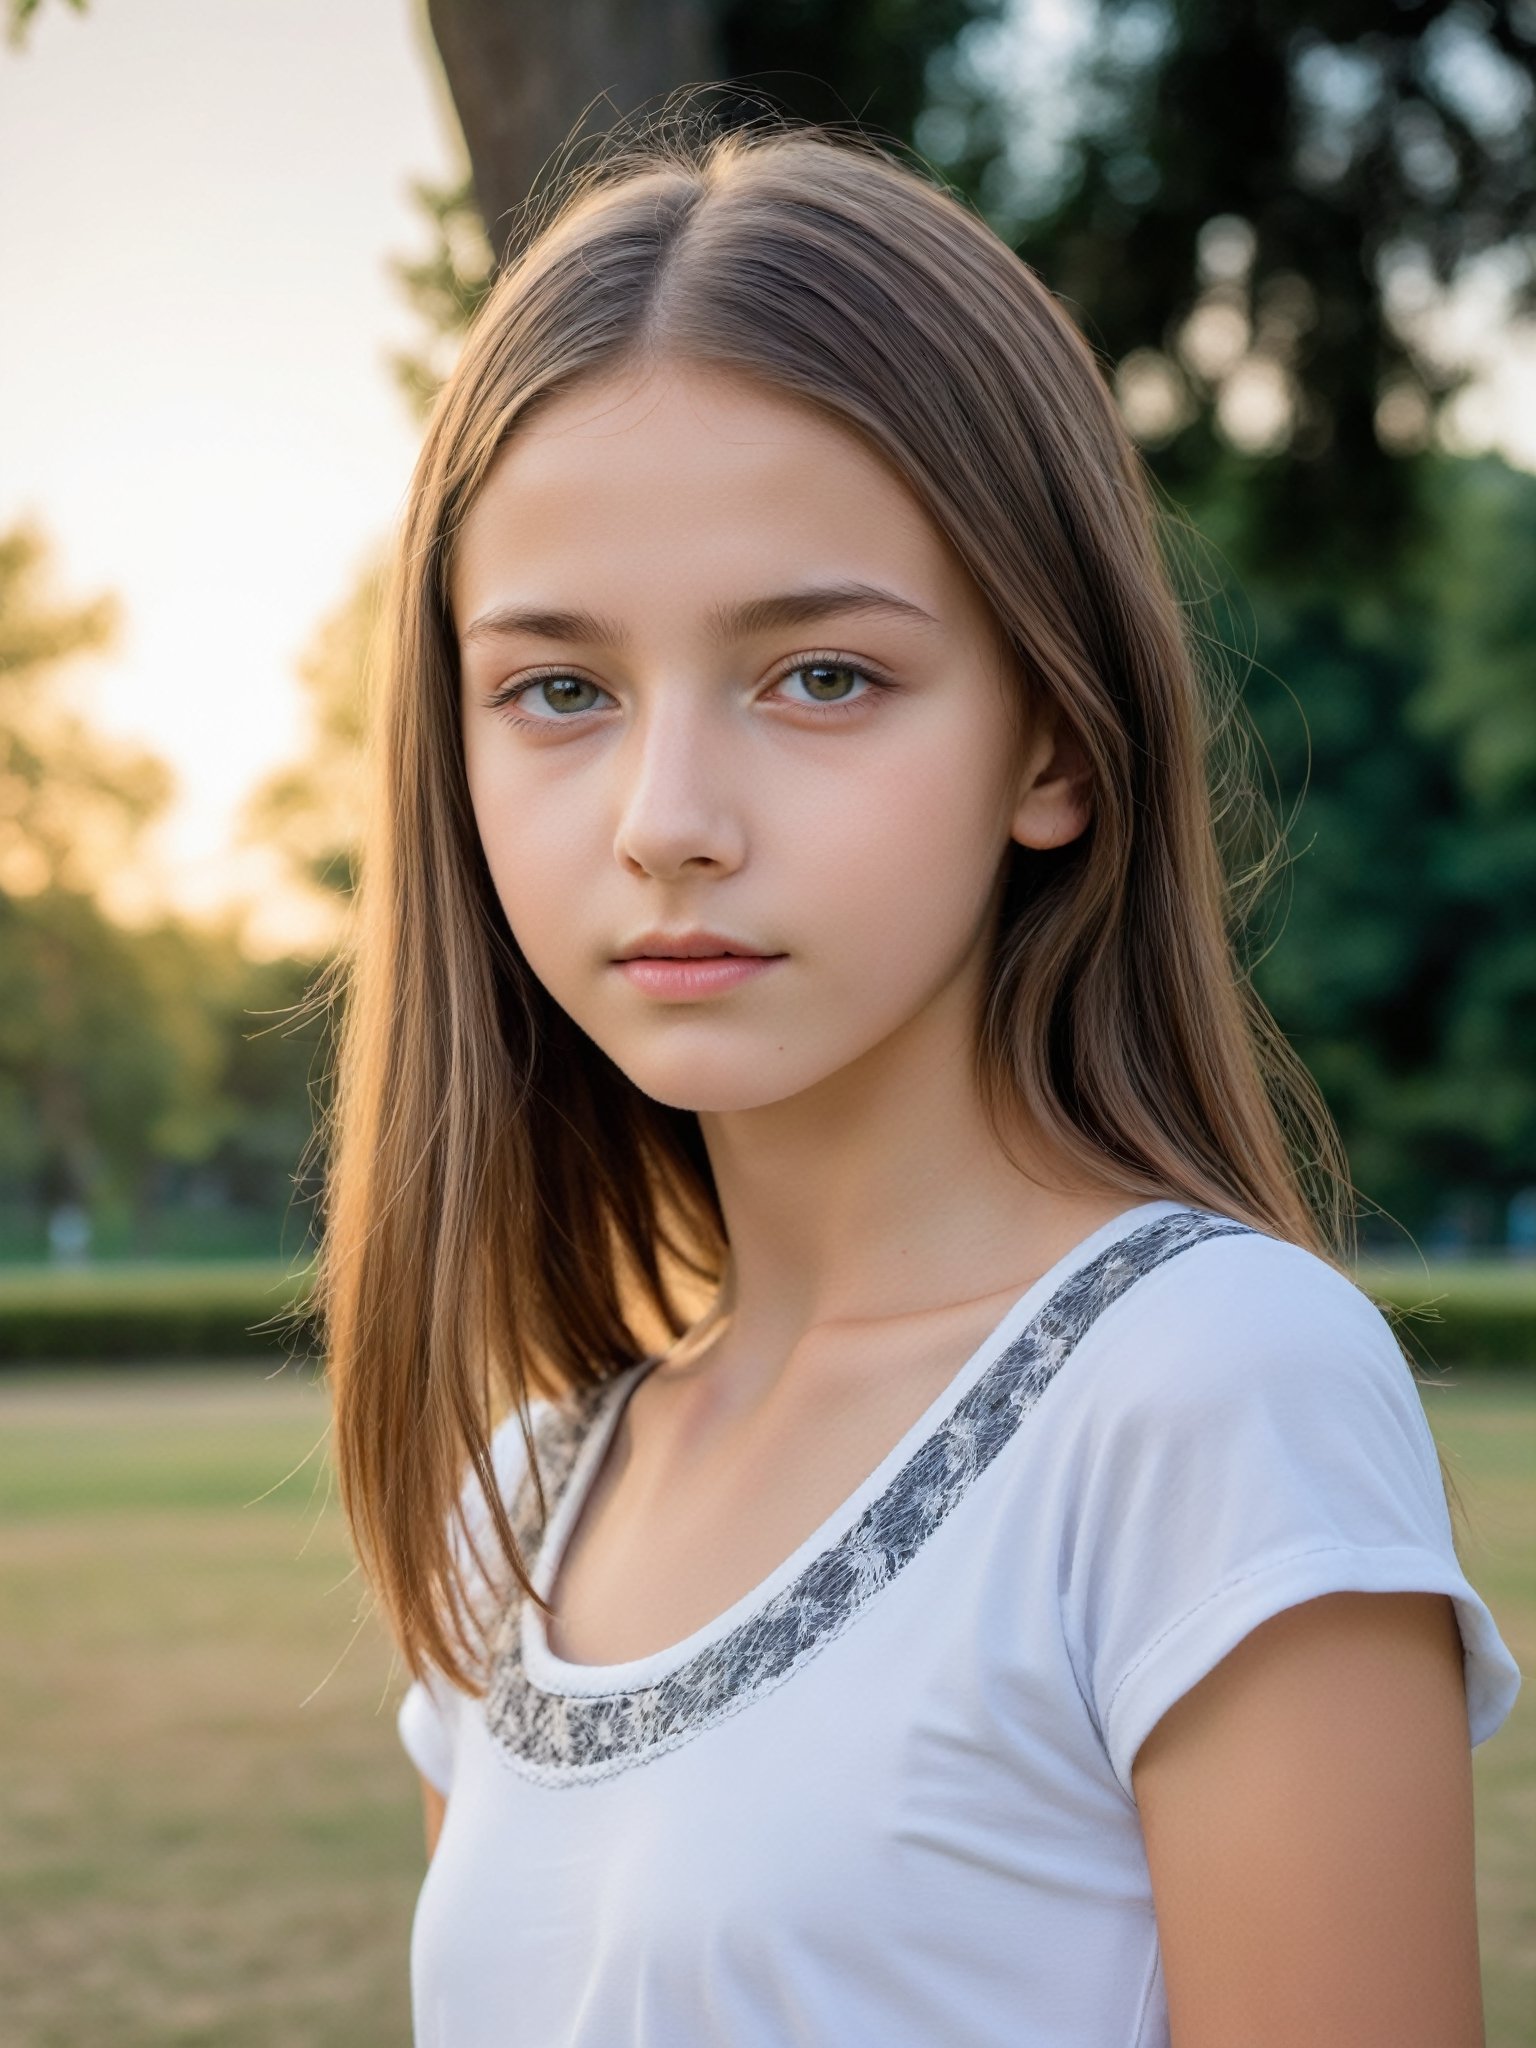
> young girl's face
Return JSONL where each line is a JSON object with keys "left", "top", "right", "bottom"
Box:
{"left": 453, "top": 359, "right": 1086, "bottom": 1114}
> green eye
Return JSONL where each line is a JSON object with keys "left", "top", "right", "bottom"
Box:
{"left": 532, "top": 677, "right": 602, "bottom": 715}
{"left": 780, "top": 662, "right": 872, "bottom": 706}
{"left": 493, "top": 673, "right": 609, "bottom": 719}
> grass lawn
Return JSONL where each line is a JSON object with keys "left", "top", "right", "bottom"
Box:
{"left": 0, "top": 1362, "right": 1530, "bottom": 2046}
{"left": 0, "top": 1366, "right": 417, "bottom": 2048}
{"left": 1417, "top": 1370, "right": 1536, "bottom": 2048}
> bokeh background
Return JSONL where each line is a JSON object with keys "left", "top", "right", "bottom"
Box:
{"left": 1, "top": 2, "right": 1532, "bottom": 2042}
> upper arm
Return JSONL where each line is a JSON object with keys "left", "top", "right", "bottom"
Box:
{"left": 419, "top": 1772, "right": 447, "bottom": 1861}
{"left": 1132, "top": 1590, "right": 1483, "bottom": 2048}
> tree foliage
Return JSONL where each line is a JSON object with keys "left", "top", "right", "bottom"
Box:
{"left": 0, "top": 521, "right": 171, "bottom": 899}
{"left": 1207, "top": 455, "right": 1536, "bottom": 1237}
{"left": 932, "top": 0, "right": 1536, "bottom": 568}
{"left": 242, "top": 561, "right": 382, "bottom": 919}
{"left": 0, "top": 523, "right": 323, "bottom": 1246}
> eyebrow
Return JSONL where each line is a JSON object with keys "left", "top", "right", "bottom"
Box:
{"left": 459, "top": 580, "right": 940, "bottom": 649}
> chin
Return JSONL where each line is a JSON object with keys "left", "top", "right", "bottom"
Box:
{"left": 625, "top": 1072, "right": 805, "bottom": 1115}
{"left": 605, "top": 1045, "right": 819, "bottom": 1116}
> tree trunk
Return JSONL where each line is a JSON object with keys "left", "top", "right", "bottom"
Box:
{"left": 425, "top": 0, "right": 725, "bottom": 266}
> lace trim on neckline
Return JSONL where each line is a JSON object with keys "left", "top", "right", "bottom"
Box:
{"left": 484, "top": 1206, "right": 1254, "bottom": 1786}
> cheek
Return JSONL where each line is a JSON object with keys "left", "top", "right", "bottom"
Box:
{"left": 779, "top": 731, "right": 1014, "bottom": 953}
{"left": 463, "top": 744, "right": 586, "bottom": 962}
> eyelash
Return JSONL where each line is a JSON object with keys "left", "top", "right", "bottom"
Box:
{"left": 483, "top": 652, "right": 894, "bottom": 727}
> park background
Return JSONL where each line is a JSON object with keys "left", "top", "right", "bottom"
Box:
{"left": 1, "top": 0, "right": 1532, "bottom": 2041}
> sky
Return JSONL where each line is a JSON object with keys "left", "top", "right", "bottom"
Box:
{"left": 0, "top": 0, "right": 461, "bottom": 950}
{"left": 2, "top": 0, "right": 1533, "bottom": 955}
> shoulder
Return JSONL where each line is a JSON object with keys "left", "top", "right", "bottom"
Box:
{"left": 1051, "top": 1214, "right": 1459, "bottom": 1532}
{"left": 1084, "top": 1216, "right": 1416, "bottom": 1418}
{"left": 1054, "top": 1215, "right": 1449, "bottom": 1537}
{"left": 1048, "top": 1218, "right": 1515, "bottom": 1796}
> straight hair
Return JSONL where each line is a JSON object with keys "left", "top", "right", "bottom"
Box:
{"left": 314, "top": 109, "right": 1461, "bottom": 1696}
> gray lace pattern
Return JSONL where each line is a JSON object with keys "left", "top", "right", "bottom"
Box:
{"left": 484, "top": 1206, "right": 1255, "bottom": 1785}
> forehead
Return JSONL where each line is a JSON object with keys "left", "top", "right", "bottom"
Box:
{"left": 449, "top": 361, "right": 974, "bottom": 627}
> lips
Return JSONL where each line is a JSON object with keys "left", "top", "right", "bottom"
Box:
{"left": 615, "top": 930, "right": 780, "bottom": 961}
{"left": 615, "top": 952, "right": 785, "bottom": 999}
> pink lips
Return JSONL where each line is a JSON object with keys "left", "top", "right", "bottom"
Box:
{"left": 616, "top": 955, "right": 784, "bottom": 999}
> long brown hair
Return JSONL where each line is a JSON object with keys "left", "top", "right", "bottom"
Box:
{"left": 317, "top": 109, "right": 1455, "bottom": 1696}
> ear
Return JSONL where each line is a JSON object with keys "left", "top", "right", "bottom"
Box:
{"left": 1009, "top": 704, "right": 1094, "bottom": 851}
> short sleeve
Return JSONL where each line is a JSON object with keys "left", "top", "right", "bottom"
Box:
{"left": 394, "top": 1399, "right": 543, "bottom": 1797}
{"left": 1061, "top": 1231, "right": 1523, "bottom": 1803}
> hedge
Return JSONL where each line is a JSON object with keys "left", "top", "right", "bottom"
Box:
{"left": 1358, "top": 1262, "right": 1536, "bottom": 1371}
{"left": 0, "top": 1257, "right": 1530, "bottom": 1368}
{"left": 0, "top": 1262, "right": 318, "bottom": 1364}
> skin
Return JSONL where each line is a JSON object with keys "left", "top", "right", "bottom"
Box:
{"left": 1133, "top": 1590, "right": 1482, "bottom": 2048}
{"left": 426, "top": 358, "right": 1483, "bottom": 2043}
{"left": 421, "top": 1778, "right": 445, "bottom": 1860}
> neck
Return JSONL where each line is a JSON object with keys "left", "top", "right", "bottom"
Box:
{"left": 688, "top": 952, "right": 1139, "bottom": 1393}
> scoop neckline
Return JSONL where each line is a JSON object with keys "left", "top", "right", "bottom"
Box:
{"left": 520, "top": 1198, "right": 1187, "bottom": 1698}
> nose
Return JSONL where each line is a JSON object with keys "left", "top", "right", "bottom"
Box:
{"left": 611, "top": 695, "right": 747, "bottom": 882}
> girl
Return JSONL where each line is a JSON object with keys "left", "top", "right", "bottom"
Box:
{"left": 320, "top": 114, "right": 1522, "bottom": 2046}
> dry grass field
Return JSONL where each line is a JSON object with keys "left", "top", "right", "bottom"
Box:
{"left": 0, "top": 1362, "right": 1530, "bottom": 2047}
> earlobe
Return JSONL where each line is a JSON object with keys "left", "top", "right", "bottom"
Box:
{"left": 1011, "top": 806, "right": 1091, "bottom": 852}
{"left": 1010, "top": 717, "right": 1093, "bottom": 851}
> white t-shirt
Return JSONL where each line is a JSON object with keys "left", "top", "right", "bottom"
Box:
{"left": 396, "top": 1199, "right": 1521, "bottom": 2047}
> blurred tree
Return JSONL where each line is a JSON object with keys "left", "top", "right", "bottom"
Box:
{"left": 425, "top": 0, "right": 984, "bottom": 269}
{"left": 1222, "top": 452, "right": 1536, "bottom": 1239}
{"left": 0, "top": 523, "right": 322, "bottom": 1250}
{"left": 424, "top": 0, "right": 718, "bottom": 265}
{"left": 133, "top": 923, "right": 329, "bottom": 1254}
{"left": 396, "top": 0, "right": 990, "bottom": 410}
{"left": 1412, "top": 448, "right": 1536, "bottom": 800}
{"left": 0, "top": 894, "right": 326, "bottom": 1248}
{"left": 0, "top": 524, "right": 194, "bottom": 1224}
{"left": 928, "top": 0, "right": 1536, "bottom": 572}
{"left": 0, "top": 521, "right": 172, "bottom": 899}
{"left": 0, "top": 889, "right": 211, "bottom": 1218}
{"left": 241, "top": 561, "right": 382, "bottom": 927}
{"left": 389, "top": 178, "right": 498, "bottom": 413}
